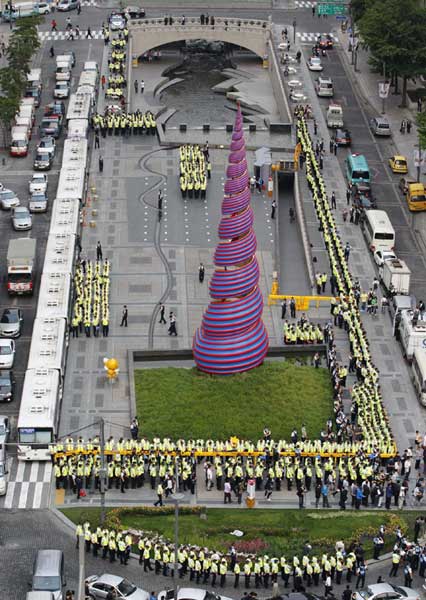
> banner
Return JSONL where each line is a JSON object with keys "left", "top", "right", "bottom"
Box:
{"left": 378, "top": 81, "right": 391, "bottom": 99}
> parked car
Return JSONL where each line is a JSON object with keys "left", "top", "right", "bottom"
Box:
{"left": 124, "top": 5, "right": 145, "bottom": 18}
{"left": 34, "top": 151, "right": 53, "bottom": 171}
{"left": 29, "top": 191, "right": 48, "bottom": 213}
{"left": 57, "top": 0, "right": 78, "bottom": 10}
{"left": 29, "top": 173, "right": 48, "bottom": 194}
{"left": 307, "top": 56, "right": 323, "bottom": 71}
{"left": 369, "top": 116, "right": 391, "bottom": 137}
{"left": 11, "top": 206, "right": 32, "bottom": 231}
{"left": 354, "top": 583, "right": 420, "bottom": 600}
{"left": 0, "top": 308, "right": 23, "bottom": 338}
{"left": 37, "top": 2, "right": 51, "bottom": 13}
{"left": 159, "top": 590, "right": 234, "bottom": 600}
{"left": 0, "top": 416, "right": 9, "bottom": 445}
{"left": 40, "top": 117, "right": 62, "bottom": 139}
{"left": 0, "top": 340, "right": 15, "bottom": 369}
{"left": 0, "top": 189, "right": 20, "bottom": 210}
{"left": 54, "top": 80, "right": 70, "bottom": 99}
{"left": 0, "top": 372, "right": 14, "bottom": 403}
{"left": 389, "top": 154, "right": 408, "bottom": 174}
{"left": 37, "top": 137, "right": 56, "bottom": 158}
{"left": 86, "top": 574, "right": 150, "bottom": 600}
{"left": 333, "top": 128, "right": 351, "bottom": 146}
{"left": 109, "top": 12, "right": 126, "bottom": 30}
{"left": 374, "top": 249, "right": 397, "bottom": 267}
{"left": 44, "top": 102, "right": 66, "bottom": 118}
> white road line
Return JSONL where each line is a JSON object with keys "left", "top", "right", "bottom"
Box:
{"left": 18, "top": 482, "right": 29, "bottom": 508}
{"left": 29, "top": 461, "right": 39, "bottom": 483}
{"left": 16, "top": 460, "right": 25, "bottom": 482}
{"left": 4, "top": 482, "right": 16, "bottom": 509}
{"left": 32, "top": 482, "right": 44, "bottom": 508}
{"left": 43, "top": 463, "right": 52, "bottom": 483}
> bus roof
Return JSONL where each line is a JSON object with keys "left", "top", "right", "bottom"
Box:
{"left": 66, "top": 93, "right": 92, "bottom": 122}
{"left": 17, "top": 368, "right": 61, "bottom": 430}
{"left": 37, "top": 272, "right": 72, "bottom": 321}
{"left": 414, "top": 347, "right": 426, "bottom": 370}
{"left": 43, "top": 232, "right": 75, "bottom": 276}
{"left": 50, "top": 197, "right": 80, "bottom": 237}
{"left": 28, "top": 317, "right": 67, "bottom": 372}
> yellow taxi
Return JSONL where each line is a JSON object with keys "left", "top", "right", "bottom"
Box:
{"left": 389, "top": 155, "right": 408, "bottom": 173}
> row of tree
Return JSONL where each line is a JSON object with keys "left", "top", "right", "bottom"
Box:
{"left": 0, "top": 16, "right": 41, "bottom": 146}
{"left": 350, "top": 0, "right": 426, "bottom": 108}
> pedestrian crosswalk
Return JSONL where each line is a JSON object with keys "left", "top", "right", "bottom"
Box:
{"left": 0, "top": 458, "right": 52, "bottom": 509}
{"left": 296, "top": 31, "right": 338, "bottom": 43}
{"left": 81, "top": 0, "right": 98, "bottom": 5}
{"left": 295, "top": 0, "right": 317, "bottom": 7}
{"left": 38, "top": 29, "right": 103, "bottom": 41}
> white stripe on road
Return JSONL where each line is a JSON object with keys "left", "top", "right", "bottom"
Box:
{"left": 4, "top": 482, "right": 16, "bottom": 509}
{"left": 16, "top": 460, "right": 25, "bottom": 482}
{"left": 32, "top": 482, "right": 43, "bottom": 508}
{"left": 43, "top": 463, "right": 52, "bottom": 483}
{"left": 30, "top": 461, "right": 39, "bottom": 483}
{"left": 18, "top": 482, "right": 29, "bottom": 508}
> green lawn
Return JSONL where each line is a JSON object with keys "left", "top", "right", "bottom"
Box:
{"left": 62, "top": 507, "right": 418, "bottom": 558}
{"left": 134, "top": 362, "right": 332, "bottom": 439}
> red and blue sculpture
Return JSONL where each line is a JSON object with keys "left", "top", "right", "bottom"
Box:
{"left": 193, "top": 106, "right": 269, "bottom": 374}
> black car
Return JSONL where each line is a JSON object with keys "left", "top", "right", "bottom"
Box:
{"left": 334, "top": 128, "right": 351, "bottom": 146}
{"left": 352, "top": 183, "right": 376, "bottom": 209}
{"left": 0, "top": 370, "right": 15, "bottom": 402}
{"left": 34, "top": 151, "right": 53, "bottom": 171}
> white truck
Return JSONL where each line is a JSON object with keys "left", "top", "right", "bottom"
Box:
{"left": 398, "top": 309, "right": 426, "bottom": 360}
{"left": 7, "top": 238, "right": 37, "bottom": 295}
{"left": 326, "top": 103, "right": 344, "bottom": 128}
{"left": 380, "top": 258, "right": 411, "bottom": 295}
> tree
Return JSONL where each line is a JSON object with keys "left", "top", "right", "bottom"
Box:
{"left": 350, "top": 0, "right": 372, "bottom": 22}
{"left": 359, "top": 0, "right": 426, "bottom": 107}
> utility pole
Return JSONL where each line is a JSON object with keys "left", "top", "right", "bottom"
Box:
{"left": 99, "top": 417, "right": 107, "bottom": 525}
{"left": 77, "top": 534, "right": 85, "bottom": 600}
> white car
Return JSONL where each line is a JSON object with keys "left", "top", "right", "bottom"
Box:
{"left": 54, "top": 81, "right": 70, "bottom": 99}
{"left": 109, "top": 13, "right": 125, "bottom": 30}
{"left": 159, "top": 590, "right": 234, "bottom": 600}
{"left": 29, "top": 173, "right": 48, "bottom": 194}
{"left": 0, "top": 340, "right": 15, "bottom": 369}
{"left": 12, "top": 206, "right": 32, "bottom": 231}
{"left": 374, "top": 249, "right": 397, "bottom": 267}
{"left": 86, "top": 574, "right": 150, "bottom": 600}
{"left": 308, "top": 56, "right": 323, "bottom": 71}
{"left": 0, "top": 189, "right": 20, "bottom": 210}
{"left": 355, "top": 583, "right": 420, "bottom": 600}
{"left": 37, "top": 1, "right": 51, "bottom": 13}
{"left": 37, "top": 137, "right": 56, "bottom": 157}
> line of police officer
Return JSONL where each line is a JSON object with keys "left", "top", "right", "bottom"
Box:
{"left": 106, "top": 33, "right": 126, "bottom": 97}
{"left": 297, "top": 116, "right": 394, "bottom": 455}
{"left": 75, "top": 520, "right": 393, "bottom": 590}
{"left": 92, "top": 110, "right": 157, "bottom": 136}
{"left": 179, "top": 145, "right": 209, "bottom": 199}
{"left": 70, "top": 259, "right": 110, "bottom": 339}
{"left": 283, "top": 320, "right": 324, "bottom": 344}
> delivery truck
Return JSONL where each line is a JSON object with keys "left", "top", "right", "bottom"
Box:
{"left": 7, "top": 238, "right": 37, "bottom": 295}
{"left": 398, "top": 309, "right": 426, "bottom": 361}
{"left": 380, "top": 258, "right": 411, "bottom": 295}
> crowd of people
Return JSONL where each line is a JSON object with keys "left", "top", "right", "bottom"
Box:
{"left": 74, "top": 519, "right": 426, "bottom": 590}
{"left": 91, "top": 109, "right": 157, "bottom": 136}
{"left": 70, "top": 254, "right": 110, "bottom": 338}
{"left": 283, "top": 319, "right": 324, "bottom": 345}
{"left": 179, "top": 144, "right": 210, "bottom": 198}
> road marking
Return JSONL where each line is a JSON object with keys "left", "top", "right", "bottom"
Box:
{"left": 38, "top": 30, "right": 103, "bottom": 41}
{"left": 18, "top": 481, "right": 29, "bottom": 508}
{"left": 43, "top": 463, "right": 52, "bottom": 483}
{"left": 4, "top": 482, "right": 16, "bottom": 509}
{"left": 32, "top": 481, "right": 43, "bottom": 508}
{"left": 30, "top": 461, "right": 39, "bottom": 482}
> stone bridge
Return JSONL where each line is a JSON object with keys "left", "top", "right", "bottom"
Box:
{"left": 128, "top": 16, "right": 271, "bottom": 59}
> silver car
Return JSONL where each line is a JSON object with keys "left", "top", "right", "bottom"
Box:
{"left": 12, "top": 206, "right": 32, "bottom": 231}
{"left": 0, "top": 308, "right": 23, "bottom": 338}
{"left": 0, "top": 189, "right": 20, "bottom": 210}
{"left": 355, "top": 583, "right": 421, "bottom": 600}
{"left": 29, "top": 173, "right": 48, "bottom": 194}
{"left": 54, "top": 81, "right": 70, "bottom": 99}
{"left": 29, "top": 191, "right": 48, "bottom": 213}
{"left": 370, "top": 116, "right": 391, "bottom": 136}
{"left": 86, "top": 574, "right": 150, "bottom": 600}
{"left": 37, "top": 136, "right": 56, "bottom": 157}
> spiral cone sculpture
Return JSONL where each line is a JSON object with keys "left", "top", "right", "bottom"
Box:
{"left": 193, "top": 106, "right": 269, "bottom": 375}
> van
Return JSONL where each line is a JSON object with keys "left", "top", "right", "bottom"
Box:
{"left": 346, "top": 153, "right": 370, "bottom": 187}
{"left": 10, "top": 126, "right": 29, "bottom": 157}
{"left": 390, "top": 294, "right": 415, "bottom": 336}
{"left": 15, "top": 115, "right": 32, "bottom": 137}
{"left": 326, "top": 103, "right": 343, "bottom": 128}
{"left": 56, "top": 55, "right": 73, "bottom": 70}
{"left": 18, "top": 104, "right": 35, "bottom": 126}
{"left": 362, "top": 209, "right": 395, "bottom": 253}
{"left": 20, "top": 97, "right": 37, "bottom": 110}
{"left": 411, "top": 347, "right": 426, "bottom": 407}
{"left": 370, "top": 116, "right": 391, "bottom": 137}
{"left": 315, "top": 76, "right": 333, "bottom": 98}
{"left": 83, "top": 61, "right": 99, "bottom": 74}
{"left": 55, "top": 63, "right": 71, "bottom": 82}
{"left": 57, "top": 0, "right": 78, "bottom": 10}
{"left": 32, "top": 549, "right": 65, "bottom": 600}
{"left": 25, "top": 86, "right": 42, "bottom": 107}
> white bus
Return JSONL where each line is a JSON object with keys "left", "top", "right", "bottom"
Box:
{"left": 56, "top": 167, "right": 86, "bottom": 204}
{"left": 62, "top": 137, "right": 88, "bottom": 167}
{"left": 37, "top": 272, "right": 72, "bottom": 322}
{"left": 50, "top": 197, "right": 80, "bottom": 238}
{"left": 362, "top": 209, "right": 395, "bottom": 253}
{"left": 27, "top": 316, "right": 68, "bottom": 375}
{"left": 67, "top": 118, "right": 89, "bottom": 139}
{"left": 66, "top": 92, "right": 92, "bottom": 123}
{"left": 78, "top": 70, "right": 98, "bottom": 90}
{"left": 43, "top": 233, "right": 76, "bottom": 276}
{"left": 411, "top": 347, "right": 426, "bottom": 407}
{"left": 398, "top": 309, "right": 426, "bottom": 361}
{"left": 17, "top": 369, "right": 62, "bottom": 461}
